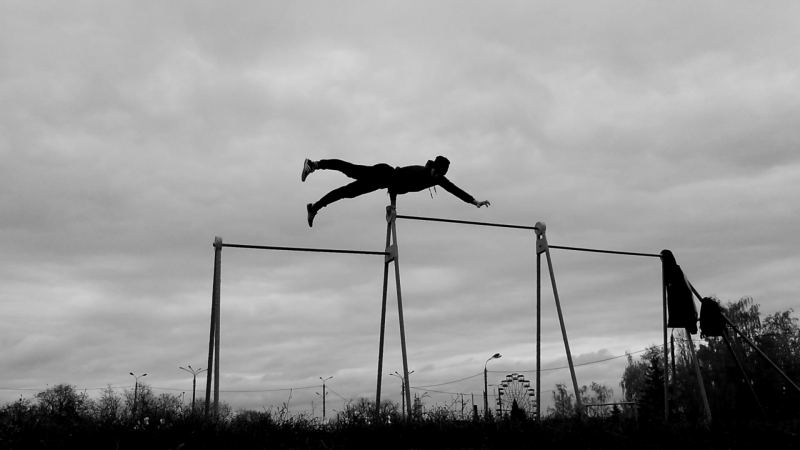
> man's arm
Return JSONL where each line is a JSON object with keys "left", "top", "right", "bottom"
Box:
{"left": 438, "top": 177, "right": 490, "bottom": 208}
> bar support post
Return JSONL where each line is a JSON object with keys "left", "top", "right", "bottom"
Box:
{"left": 206, "top": 236, "right": 222, "bottom": 417}
{"left": 721, "top": 329, "right": 766, "bottom": 418}
{"left": 376, "top": 198, "right": 412, "bottom": 420}
{"left": 684, "top": 328, "right": 712, "bottom": 422}
{"left": 535, "top": 222, "right": 543, "bottom": 421}
{"left": 537, "top": 222, "right": 583, "bottom": 414}
{"left": 661, "top": 257, "right": 669, "bottom": 422}
{"left": 389, "top": 200, "right": 413, "bottom": 419}
{"left": 375, "top": 205, "right": 393, "bottom": 419}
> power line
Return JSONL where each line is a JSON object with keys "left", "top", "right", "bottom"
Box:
{"left": 0, "top": 342, "right": 708, "bottom": 396}
{"left": 413, "top": 372, "right": 483, "bottom": 389}
{"left": 213, "top": 385, "right": 317, "bottom": 393}
{"left": 486, "top": 347, "right": 655, "bottom": 375}
{"left": 0, "top": 385, "right": 133, "bottom": 392}
{"left": 325, "top": 386, "right": 349, "bottom": 403}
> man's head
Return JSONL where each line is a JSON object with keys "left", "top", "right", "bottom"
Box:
{"left": 431, "top": 156, "right": 450, "bottom": 177}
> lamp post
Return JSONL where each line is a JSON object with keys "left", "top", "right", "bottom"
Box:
{"left": 130, "top": 372, "right": 147, "bottom": 416}
{"left": 391, "top": 370, "right": 414, "bottom": 418}
{"left": 484, "top": 353, "right": 501, "bottom": 418}
{"left": 179, "top": 366, "right": 207, "bottom": 414}
{"left": 317, "top": 376, "right": 333, "bottom": 422}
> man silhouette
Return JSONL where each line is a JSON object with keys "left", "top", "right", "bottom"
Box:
{"left": 301, "top": 156, "right": 490, "bottom": 227}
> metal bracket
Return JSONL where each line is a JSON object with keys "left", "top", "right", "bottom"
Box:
{"left": 386, "top": 205, "right": 396, "bottom": 223}
{"left": 385, "top": 243, "right": 397, "bottom": 263}
{"left": 534, "top": 222, "right": 547, "bottom": 254}
{"left": 536, "top": 236, "right": 548, "bottom": 255}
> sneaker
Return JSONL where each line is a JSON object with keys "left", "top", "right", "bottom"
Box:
{"left": 307, "top": 203, "right": 317, "bottom": 227}
{"left": 301, "top": 158, "right": 315, "bottom": 182}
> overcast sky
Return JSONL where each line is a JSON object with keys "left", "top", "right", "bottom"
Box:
{"left": 2, "top": 1, "right": 799, "bottom": 417}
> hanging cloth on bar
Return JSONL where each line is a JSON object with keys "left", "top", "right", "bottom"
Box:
{"left": 699, "top": 297, "right": 726, "bottom": 338}
{"left": 661, "top": 249, "right": 698, "bottom": 334}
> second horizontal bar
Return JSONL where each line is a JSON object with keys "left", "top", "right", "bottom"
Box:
{"left": 549, "top": 245, "right": 660, "bottom": 258}
{"left": 396, "top": 214, "right": 539, "bottom": 231}
{"left": 222, "top": 243, "right": 388, "bottom": 256}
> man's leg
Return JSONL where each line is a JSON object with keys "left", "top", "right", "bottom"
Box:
{"left": 304, "top": 158, "right": 391, "bottom": 182}
{"left": 317, "top": 159, "right": 380, "bottom": 179}
{"left": 304, "top": 160, "right": 393, "bottom": 226}
{"left": 307, "top": 179, "right": 385, "bottom": 227}
{"left": 313, "top": 179, "right": 383, "bottom": 211}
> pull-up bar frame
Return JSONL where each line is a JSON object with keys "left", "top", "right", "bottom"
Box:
{"left": 396, "top": 215, "right": 670, "bottom": 421}
{"left": 208, "top": 211, "right": 672, "bottom": 422}
{"left": 204, "top": 238, "right": 391, "bottom": 417}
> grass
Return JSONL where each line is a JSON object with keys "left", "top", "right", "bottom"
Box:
{"left": 2, "top": 402, "right": 799, "bottom": 450}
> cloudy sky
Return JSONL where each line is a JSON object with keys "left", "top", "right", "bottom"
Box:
{"left": 2, "top": 1, "right": 799, "bottom": 417}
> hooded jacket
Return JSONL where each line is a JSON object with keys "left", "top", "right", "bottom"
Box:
{"left": 387, "top": 160, "right": 475, "bottom": 204}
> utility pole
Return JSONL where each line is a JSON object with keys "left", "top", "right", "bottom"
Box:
{"left": 391, "top": 370, "right": 414, "bottom": 418}
{"left": 484, "top": 353, "right": 501, "bottom": 418}
{"left": 180, "top": 366, "right": 207, "bottom": 414}
{"left": 130, "top": 372, "right": 147, "bottom": 416}
{"left": 318, "top": 376, "right": 333, "bottom": 422}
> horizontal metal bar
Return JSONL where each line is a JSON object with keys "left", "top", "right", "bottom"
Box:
{"left": 395, "top": 214, "right": 539, "bottom": 231}
{"left": 221, "top": 243, "right": 388, "bottom": 256}
{"left": 548, "top": 245, "right": 660, "bottom": 258}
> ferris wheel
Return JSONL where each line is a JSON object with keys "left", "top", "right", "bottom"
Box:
{"left": 497, "top": 373, "right": 536, "bottom": 417}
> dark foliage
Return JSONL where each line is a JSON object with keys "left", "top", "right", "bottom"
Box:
{"left": 637, "top": 355, "right": 665, "bottom": 422}
{"left": 623, "top": 297, "right": 800, "bottom": 424}
{"left": 2, "top": 398, "right": 800, "bottom": 450}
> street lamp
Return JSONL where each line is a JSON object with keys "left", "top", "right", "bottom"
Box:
{"left": 317, "top": 376, "right": 333, "bottom": 422}
{"left": 484, "top": 353, "right": 501, "bottom": 418}
{"left": 391, "top": 370, "right": 414, "bottom": 418}
{"left": 130, "top": 372, "right": 147, "bottom": 416}
{"left": 179, "top": 366, "right": 207, "bottom": 414}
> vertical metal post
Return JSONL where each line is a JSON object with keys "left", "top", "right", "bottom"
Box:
{"left": 213, "top": 237, "right": 222, "bottom": 415}
{"left": 191, "top": 375, "right": 197, "bottom": 414}
{"left": 483, "top": 367, "right": 489, "bottom": 418}
{"left": 671, "top": 333, "right": 677, "bottom": 399}
{"left": 685, "top": 328, "right": 712, "bottom": 422}
{"left": 206, "top": 236, "right": 222, "bottom": 417}
{"left": 682, "top": 281, "right": 719, "bottom": 422}
{"left": 400, "top": 379, "right": 405, "bottom": 418}
{"left": 721, "top": 329, "right": 766, "bottom": 419}
{"left": 538, "top": 223, "right": 583, "bottom": 413}
{"left": 661, "top": 257, "right": 669, "bottom": 422}
{"left": 375, "top": 205, "right": 393, "bottom": 418}
{"left": 133, "top": 381, "right": 139, "bottom": 416}
{"left": 389, "top": 200, "right": 413, "bottom": 419}
{"left": 535, "top": 222, "right": 543, "bottom": 421}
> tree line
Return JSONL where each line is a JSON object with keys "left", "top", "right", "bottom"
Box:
{"left": 621, "top": 296, "right": 800, "bottom": 422}
{"left": 544, "top": 296, "right": 800, "bottom": 422}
